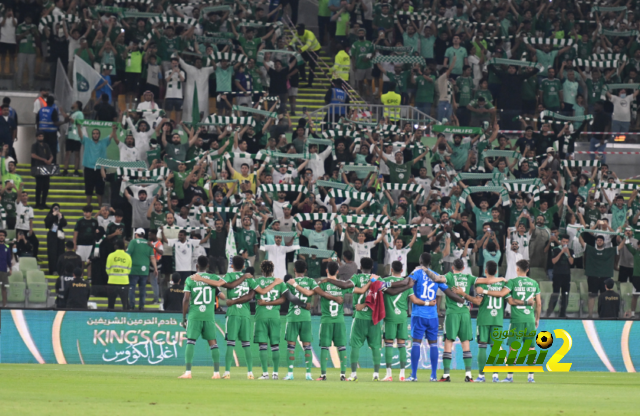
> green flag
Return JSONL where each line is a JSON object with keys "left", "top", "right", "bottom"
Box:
{"left": 192, "top": 82, "right": 200, "bottom": 124}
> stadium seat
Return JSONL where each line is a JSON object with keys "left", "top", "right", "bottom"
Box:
{"left": 26, "top": 270, "right": 46, "bottom": 286}
{"left": 566, "top": 282, "right": 581, "bottom": 317}
{"left": 571, "top": 268, "right": 586, "bottom": 282}
{"left": 529, "top": 267, "right": 547, "bottom": 282}
{"left": 7, "top": 272, "right": 26, "bottom": 305}
{"left": 26, "top": 281, "right": 48, "bottom": 307}
{"left": 579, "top": 281, "right": 596, "bottom": 315}
{"left": 19, "top": 257, "right": 39, "bottom": 273}
{"left": 539, "top": 281, "right": 553, "bottom": 311}
{"left": 619, "top": 282, "right": 635, "bottom": 313}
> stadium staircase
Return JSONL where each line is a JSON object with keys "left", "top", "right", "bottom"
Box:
{"left": 17, "top": 164, "right": 157, "bottom": 310}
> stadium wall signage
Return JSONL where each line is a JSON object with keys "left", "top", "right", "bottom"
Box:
{"left": 1, "top": 310, "right": 638, "bottom": 372}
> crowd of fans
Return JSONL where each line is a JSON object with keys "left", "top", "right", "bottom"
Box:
{"left": 0, "top": 0, "right": 637, "bottom": 320}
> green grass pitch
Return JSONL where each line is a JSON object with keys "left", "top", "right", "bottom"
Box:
{"left": 1, "top": 365, "right": 639, "bottom": 415}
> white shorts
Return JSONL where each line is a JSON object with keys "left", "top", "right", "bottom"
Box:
{"left": 76, "top": 245, "right": 93, "bottom": 262}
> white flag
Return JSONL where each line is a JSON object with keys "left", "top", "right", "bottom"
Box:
{"left": 73, "top": 58, "right": 104, "bottom": 106}
{"left": 226, "top": 228, "right": 237, "bottom": 272}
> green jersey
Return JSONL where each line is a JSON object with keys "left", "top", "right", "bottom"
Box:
{"left": 476, "top": 282, "right": 505, "bottom": 326}
{"left": 449, "top": 141, "right": 471, "bottom": 171}
{"left": 388, "top": 161, "right": 413, "bottom": 184}
{"left": 126, "top": 238, "right": 154, "bottom": 275}
{"left": 456, "top": 76, "right": 474, "bottom": 106}
{"left": 222, "top": 271, "right": 251, "bottom": 317}
{"left": 472, "top": 206, "right": 492, "bottom": 236}
{"left": 387, "top": 71, "right": 410, "bottom": 94}
{"left": 149, "top": 210, "right": 166, "bottom": 232}
{"left": 351, "top": 273, "right": 372, "bottom": 320}
{"left": 444, "top": 272, "right": 477, "bottom": 313}
{"left": 184, "top": 274, "right": 218, "bottom": 321}
{"left": 16, "top": 23, "right": 37, "bottom": 54}
{"left": 239, "top": 37, "right": 260, "bottom": 60}
{"left": 318, "top": 280, "right": 349, "bottom": 323}
{"left": 172, "top": 171, "right": 189, "bottom": 199}
{"left": 586, "top": 78, "right": 606, "bottom": 104}
{"left": 504, "top": 276, "right": 540, "bottom": 323}
{"left": 307, "top": 258, "right": 322, "bottom": 279}
{"left": 235, "top": 228, "right": 258, "bottom": 256}
{"left": 249, "top": 276, "right": 288, "bottom": 320}
{"left": 530, "top": 205, "right": 558, "bottom": 228}
{"left": 540, "top": 78, "right": 563, "bottom": 109}
{"left": 382, "top": 275, "right": 413, "bottom": 323}
{"left": 1, "top": 190, "right": 17, "bottom": 218}
{"left": 351, "top": 40, "right": 374, "bottom": 70}
{"left": 416, "top": 74, "right": 436, "bottom": 103}
{"left": 286, "top": 277, "right": 318, "bottom": 322}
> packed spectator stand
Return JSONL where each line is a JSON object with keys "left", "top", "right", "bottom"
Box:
{"left": 0, "top": 0, "right": 638, "bottom": 320}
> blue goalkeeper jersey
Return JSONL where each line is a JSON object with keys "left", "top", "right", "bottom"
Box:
{"left": 409, "top": 268, "right": 448, "bottom": 318}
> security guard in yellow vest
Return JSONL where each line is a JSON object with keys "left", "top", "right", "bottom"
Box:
{"left": 381, "top": 90, "right": 402, "bottom": 121}
{"left": 106, "top": 240, "right": 132, "bottom": 310}
{"left": 331, "top": 43, "right": 351, "bottom": 83}
{"left": 290, "top": 23, "right": 321, "bottom": 87}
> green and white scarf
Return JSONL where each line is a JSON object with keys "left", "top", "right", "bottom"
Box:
{"left": 149, "top": 16, "right": 198, "bottom": 27}
{"left": 502, "top": 183, "right": 541, "bottom": 202}
{"left": 375, "top": 45, "right": 413, "bottom": 53}
{"left": 372, "top": 55, "right": 425, "bottom": 65}
{"left": 601, "top": 29, "right": 638, "bottom": 37}
{"left": 117, "top": 167, "right": 170, "bottom": 178}
{"left": 198, "top": 206, "right": 239, "bottom": 214}
{"left": 481, "top": 150, "right": 520, "bottom": 160}
{"left": 541, "top": 110, "right": 594, "bottom": 124}
{"left": 488, "top": 58, "right": 537, "bottom": 68}
{"left": 328, "top": 189, "right": 374, "bottom": 202}
{"left": 340, "top": 163, "right": 378, "bottom": 174}
{"left": 573, "top": 59, "right": 619, "bottom": 68}
{"left": 315, "top": 180, "right": 350, "bottom": 190}
{"left": 95, "top": 158, "right": 147, "bottom": 169}
{"left": 201, "top": 115, "right": 256, "bottom": 126}
{"left": 598, "top": 182, "right": 639, "bottom": 191}
{"left": 38, "top": 14, "right": 81, "bottom": 33}
{"left": 562, "top": 160, "right": 601, "bottom": 168}
{"left": 306, "top": 137, "right": 336, "bottom": 160}
{"left": 452, "top": 172, "right": 501, "bottom": 184}
{"left": 524, "top": 38, "right": 574, "bottom": 46}
{"left": 233, "top": 105, "right": 277, "bottom": 118}
{"left": 293, "top": 213, "right": 336, "bottom": 224}
{"left": 459, "top": 186, "right": 510, "bottom": 206}
{"left": 383, "top": 183, "right": 426, "bottom": 198}
{"left": 592, "top": 53, "right": 627, "bottom": 61}
{"left": 257, "top": 184, "right": 308, "bottom": 195}
{"left": 297, "top": 247, "right": 337, "bottom": 259}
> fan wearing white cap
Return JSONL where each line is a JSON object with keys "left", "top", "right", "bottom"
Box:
{"left": 540, "top": 147, "right": 560, "bottom": 173}
{"left": 126, "top": 228, "right": 158, "bottom": 310}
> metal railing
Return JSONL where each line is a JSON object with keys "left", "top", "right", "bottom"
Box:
{"left": 307, "top": 104, "right": 439, "bottom": 130}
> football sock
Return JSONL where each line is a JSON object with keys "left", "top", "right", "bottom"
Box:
{"left": 529, "top": 372, "right": 534, "bottom": 379}
{"left": 259, "top": 344, "right": 268, "bottom": 373}
{"left": 242, "top": 342, "right": 252, "bottom": 372}
{"left": 386, "top": 368, "right": 392, "bottom": 377}
{"left": 320, "top": 347, "right": 329, "bottom": 374}
{"left": 287, "top": 344, "right": 296, "bottom": 374}
{"left": 478, "top": 344, "right": 487, "bottom": 375}
{"left": 351, "top": 346, "right": 360, "bottom": 372}
{"left": 271, "top": 345, "right": 280, "bottom": 373}
{"left": 398, "top": 343, "right": 407, "bottom": 369}
{"left": 463, "top": 350, "right": 472, "bottom": 376}
{"left": 185, "top": 339, "right": 196, "bottom": 371}
{"left": 443, "top": 351, "right": 452, "bottom": 377}
{"left": 304, "top": 345, "right": 313, "bottom": 373}
{"left": 399, "top": 368, "right": 405, "bottom": 378}
{"left": 411, "top": 342, "right": 421, "bottom": 379}
{"left": 338, "top": 346, "right": 347, "bottom": 374}
{"left": 429, "top": 343, "right": 439, "bottom": 379}
{"left": 211, "top": 344, "right": 220, "bottom": 373}
{"left": 384, "top": 342, "right": 394, "bottom": 368}
{"left": 225, "top": 341, "right": 235, "bottom": 372}
{"left": 508, "top": 372, "right": 514, "bottom": 378}
{"left": 371, "top": 347, "right": 381, "bottom": 373}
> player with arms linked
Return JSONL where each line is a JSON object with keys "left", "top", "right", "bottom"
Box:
{"left": 476, "top": 259, "right": 541, "bottom": 383}
{"left": 404, "top": 253, "right": 466, "bottom": 382}
{"left": 425, "top": 257, "right": 507, "bottom": 382}
{"left": 453, "top": 260, "right": 535, "bottom": 382}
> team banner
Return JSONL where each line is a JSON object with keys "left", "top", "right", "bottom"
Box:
{"left": 432, "top": 125, "right": 484, "bottom": 135}
{"left": 3, "top": 310, "right": 640, "bottom": 372}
